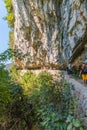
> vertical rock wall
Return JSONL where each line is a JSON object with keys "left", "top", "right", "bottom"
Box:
{"left": 61, "top": 0, "right": 87, "bottom": 64}
{"left": 12, "top": 0, "right": 87, "bottom": 68}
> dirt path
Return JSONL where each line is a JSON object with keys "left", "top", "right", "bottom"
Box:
{"left": 64, "top": 71, "right": 87, "bottom": 128}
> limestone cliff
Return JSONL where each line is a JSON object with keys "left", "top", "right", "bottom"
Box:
{"left": 12, "top": 0, "right": 87, "bottom": 69}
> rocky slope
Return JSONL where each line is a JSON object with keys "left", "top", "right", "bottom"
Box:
{"left": 12, "top": 0, "right": 87, "bottom": 69}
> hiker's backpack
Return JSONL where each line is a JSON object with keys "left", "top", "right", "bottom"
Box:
{"left": 83, "top": 68, "right": 87, "bottom": 74}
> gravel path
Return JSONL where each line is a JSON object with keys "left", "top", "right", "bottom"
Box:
{"left": 64, "top": 72, "right": 87, "bottom": 128}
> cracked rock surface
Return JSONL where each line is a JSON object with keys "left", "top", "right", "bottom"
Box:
{"left": 12, "top": 0, "right": 87, "bottom": 68}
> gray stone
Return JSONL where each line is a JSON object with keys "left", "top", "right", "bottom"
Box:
{"left": 12, "top": 0, "right": 87, "bottom": 68}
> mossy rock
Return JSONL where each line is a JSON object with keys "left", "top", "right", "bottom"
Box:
{"left": 32, "top": 41, "right": 43, "bottom": 52}
{"left": 26, "top": 64, "right": 43, "bottom": 70}
{"left": 32, "top": 125, "right": 40, "bottom": 130}
{"left": 24, "top": 26, "right": 31, "bottom": 40}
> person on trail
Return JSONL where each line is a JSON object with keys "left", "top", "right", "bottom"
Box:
{"left": 80, "top": 63, "right": 86, "bottom": 83}
{"left": 83, "top": 64, "right": 87, "bottom": 84}
{"left": 67, "top": 63, "right": 72, "bottom": 75}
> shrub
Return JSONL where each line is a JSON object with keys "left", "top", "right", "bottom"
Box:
{"left": 4, "top": 0, "right": 15, "bottom": 28}
{"left": 0, "top": 66, "right": 84, "bottom": 130}
{"left": 29, "top": 72, "right": 84, "bottom": 130}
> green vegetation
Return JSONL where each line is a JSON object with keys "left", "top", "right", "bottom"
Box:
{"left": 72, "top": 66, "right": 81, "bottom": 79}
{"left": 0, "top": 48, "right": 13, "bottom": 62}
{"left": 0, "top": 64, "right": 23, "bottom": 129}
{"left": 0, "top": 49, "right": 84, "bottom": 129}
{"left": 0, "top": 64, "right": 84, "bottom": 129}
{"left": 9, "top": 30, "right": 14, "bottom": 48}
{"left": 4, "top": 0, "right": 14, "bottom": 28}
{"left": 3, "top": 0, "right": 14, "bottom": 49}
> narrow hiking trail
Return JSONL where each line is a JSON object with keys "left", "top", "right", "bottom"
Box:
{"left": 64, "top": 72, "right": 87, "bottom": 128}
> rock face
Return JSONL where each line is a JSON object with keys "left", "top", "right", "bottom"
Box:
{"left": 61, "top": 0, "right": 87, "bottom": 66}
{"left": 12, "top": 0, "right": 87, "bottom": 68}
